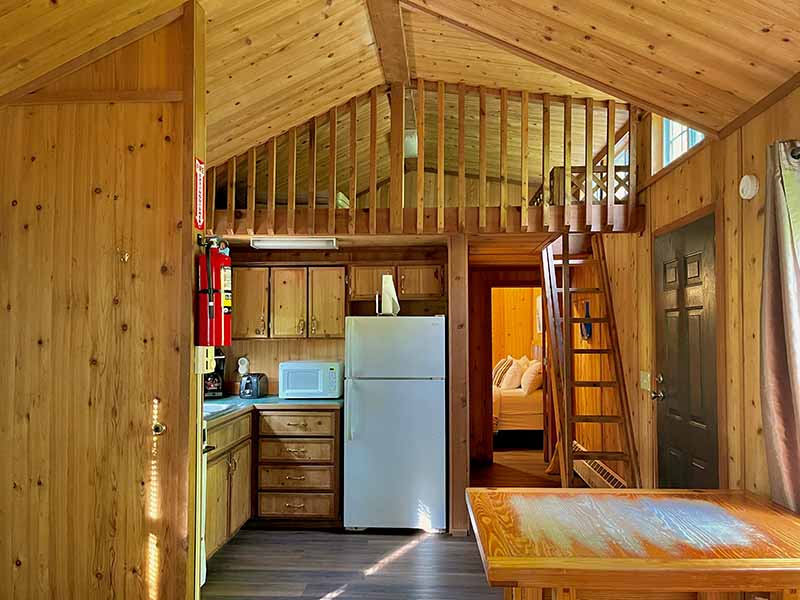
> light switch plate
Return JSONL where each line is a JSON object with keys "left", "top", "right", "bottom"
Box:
{"left": 194, "top": 346, "right": 216, "bottom": 375}
{"left": 639, "top": 370, "right": 652, "bottom": 392}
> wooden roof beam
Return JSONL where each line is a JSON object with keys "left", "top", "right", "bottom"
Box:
{"left": 366, "top": 0, "right": 410, "bottom": 84}
{"left": 399, "top": 0, "right": 718, "bottom": 139}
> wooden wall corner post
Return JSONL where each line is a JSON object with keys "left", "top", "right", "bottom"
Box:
{"left": 448, "top": 234, "right": 469, "bottom": 535}
{"left": 184, "top": 2, "right": 206, "bottom": 597}
{"left": 390, "top": 81, "right": 405, "bottom": 233}
{"left": 416, "top": 78, "right": 425, "bottom": 234}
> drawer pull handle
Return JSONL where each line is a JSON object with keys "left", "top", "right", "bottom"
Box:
{"left": 286, "top": 448, "right": 306, "bottom": 454}
{"left": 285, "top": 503, "right": 305, "bottom": 509}
{"left": 285, "top": 475, "right": 306, "bottom": 481}
{"left": 286, "top": 422, "right": 307, "bottom": 428}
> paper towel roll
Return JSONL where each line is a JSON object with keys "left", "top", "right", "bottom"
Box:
{"left": 380, "top": 274, "right": 400, "bottom": 316}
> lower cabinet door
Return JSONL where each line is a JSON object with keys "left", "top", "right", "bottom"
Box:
{"left": 205, "top": 455, "right": 231, "bottom": 559}
{"left": 229, "top": 440, "right": 252, "bottom": 534}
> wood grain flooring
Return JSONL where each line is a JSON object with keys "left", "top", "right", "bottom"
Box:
{"left": 203, "top": 529, "right": 502, "bottom": 599}
{"left": 471, "top": 450, "right": 564, "bottom": 488}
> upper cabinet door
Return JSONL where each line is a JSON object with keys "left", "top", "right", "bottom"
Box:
{"left": 349, "top": 265, "right": 396, "bottom": 300}
{"left": 309, "top": 267, "right": 345, "bottom": 338}
{"left": 232, "top": 267, "right": 269, "bottom": 338}
{"left": 398, "top": 265, "right": 444, "bottom": 299}
{"left": 270, "top": 267, "right": 308, "bottom": 338}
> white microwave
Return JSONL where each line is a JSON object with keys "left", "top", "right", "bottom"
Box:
{"left": 278, "top": 360, "right": 344, "bottom": 399}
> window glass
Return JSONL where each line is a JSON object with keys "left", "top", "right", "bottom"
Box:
{"left": 663, "top": 119, "right": 704, "bottom": 166}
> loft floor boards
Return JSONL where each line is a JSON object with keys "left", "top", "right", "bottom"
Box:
{"left": 203, "top": 529, "right": 502, "bottom": 600}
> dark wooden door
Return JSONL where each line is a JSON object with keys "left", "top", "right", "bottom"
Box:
{"left": 654, "top": 214, "right": 718, "bottom": 488}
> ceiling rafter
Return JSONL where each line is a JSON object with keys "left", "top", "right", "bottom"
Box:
{"left": 365, "top": 0, "right": 410, "bottom": 84}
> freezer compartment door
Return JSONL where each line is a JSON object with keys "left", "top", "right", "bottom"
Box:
{"left": 344, "top": 379, "right": 446, "bottom": 530}
{"left": 345, "top": 316, "right": 445, "bottom": 379}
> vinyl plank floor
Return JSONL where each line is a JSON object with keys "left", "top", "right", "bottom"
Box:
{"left": 203, "top": 529, "right": 503, "bottom": 600}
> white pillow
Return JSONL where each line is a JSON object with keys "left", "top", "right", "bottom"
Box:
{"left": 520, "top": 360, "right": 543, "bottom": 393}
{"left": 499, "top": 359, "right": 525, "bottom": 390}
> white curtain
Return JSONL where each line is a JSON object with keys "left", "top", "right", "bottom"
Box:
{"left": 761, "top": 140, "right": 800, "bottom": 512}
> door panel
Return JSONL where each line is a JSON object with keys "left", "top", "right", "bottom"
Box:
{"left": 232, "top": 267, "right": 269, "bottom": 338}
{"left": 309, "top": 267, "right": 345, "bottom": 338}
{"left": 654, "top": 214, "right": 718, "bottom": 488}
{"left": 270, "top": 267, "right": 308, "bottom": 338}
{"left": 229, "top": 440, "right": 252, "bottom": 535}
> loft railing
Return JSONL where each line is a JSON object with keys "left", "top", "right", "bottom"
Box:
{"left": 204, "top": 80, "right": 641, "bottom": 237}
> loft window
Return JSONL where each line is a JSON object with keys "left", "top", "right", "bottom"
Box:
{"left": 663, "top": 119, "right": 704, "bottom": 166}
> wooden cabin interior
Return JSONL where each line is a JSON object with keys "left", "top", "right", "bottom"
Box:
{"left": 2, "top": 1, "right": 800, "bottom": 599}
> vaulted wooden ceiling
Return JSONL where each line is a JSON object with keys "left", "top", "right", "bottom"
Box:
{"left": 2, "top": 0, "right": 799, "bottom": 167}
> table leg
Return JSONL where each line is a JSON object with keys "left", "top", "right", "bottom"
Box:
{"left": 505, "top": 588, "right": 545, "bottom": 600}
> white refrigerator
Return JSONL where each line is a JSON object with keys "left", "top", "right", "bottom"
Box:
{"left": 344, "top": 316, "right": 446, "bottom": 530}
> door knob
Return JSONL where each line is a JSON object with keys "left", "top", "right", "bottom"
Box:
{"left": 650, "top": 390, "right": 664, "bottom": 401}
{"left": 152, "top": 422, "right": 167, "bottom": 436}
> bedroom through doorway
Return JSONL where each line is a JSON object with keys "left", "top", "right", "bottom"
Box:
{"left": 471, "top": 286, "right": 558, "bottom": 487}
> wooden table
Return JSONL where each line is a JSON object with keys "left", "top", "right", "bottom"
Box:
{"left": 466, "top": 488, "right": 800, "bottom": 600}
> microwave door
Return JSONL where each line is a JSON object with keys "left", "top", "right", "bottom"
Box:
{"left": 282, "top": 367, "right": 322, "bottom": 398}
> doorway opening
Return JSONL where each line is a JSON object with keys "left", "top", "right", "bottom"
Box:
{"left": 469, "top": 267, "right": 559, "bottom": 488}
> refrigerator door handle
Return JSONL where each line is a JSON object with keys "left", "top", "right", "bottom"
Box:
{"left": 348, "top": 397, "right": 357, "bottom": 441}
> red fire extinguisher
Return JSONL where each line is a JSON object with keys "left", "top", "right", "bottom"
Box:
{"left": 197, "top": 238, "right": 232, "bottom": 347}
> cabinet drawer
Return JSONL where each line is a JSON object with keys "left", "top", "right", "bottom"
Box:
{"left": 259, "top": 437, "right": 335, "bottom": 463}
{"left": 258, "top": 465, "right": 334, "bottom": 491}
{"left": 259, "top": 411, "right": 335, "bottom": 437}
{"left": 258, "top": 492, "right": 335, "bottom": 518}
{"left": 207, "top": 413, "right": 252, "bottom": 461}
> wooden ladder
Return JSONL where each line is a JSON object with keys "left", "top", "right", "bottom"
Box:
{"left": 541, "top": 233, "right": 641, "bottom": 488}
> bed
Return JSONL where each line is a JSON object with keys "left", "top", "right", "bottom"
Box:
{"left": 492, "top": 385, "right": 544, "bottom": 431}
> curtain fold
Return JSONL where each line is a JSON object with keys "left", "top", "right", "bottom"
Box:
{"left": 761, "top": 140, "right": 800, "bottom": 512}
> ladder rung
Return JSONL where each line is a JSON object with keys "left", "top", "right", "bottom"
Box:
{"left": 553, "top": 253, "right": 593, "bottom": 261}
{"left": 572, "top": 415, "right": 623, "bottom": 424}
{"left": 571, "top": 317, "right": 608, "bottom": 324}
{"left": 553, "top": 259, "right": 598, "bottom": 266}
{"left": 573, "top": 451, "right": 629, "bottom": 461}
{"left": 572, "top": 348, "right": 611, "bottom": 355}
{"left": 557, "top": 287, "right": 603, "bottom": 293}
{"left": 574, "top": 380, "right": 618, "bottom": 388}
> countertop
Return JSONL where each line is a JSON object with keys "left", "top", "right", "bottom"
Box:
{"left": 204, "top": 395, "right": 343, "bottom": 423}
{"left": 466, "top": 487, "right": 800, "bottom": 591}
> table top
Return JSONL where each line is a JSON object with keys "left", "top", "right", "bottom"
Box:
{"left": 466, "top": 488, "right": 800, "bottom": 591}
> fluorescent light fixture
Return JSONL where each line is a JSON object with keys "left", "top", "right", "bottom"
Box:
{"left": 249, "top": 236, "right": 338, "bottom": 250}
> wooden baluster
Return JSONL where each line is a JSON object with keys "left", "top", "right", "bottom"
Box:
{"left": 416, "top": 78, "right": 425, "bottom": 234}
{"left": 246, "top": 146, "right": 256, "bottom": 235}
{"left": 328, "top": 106, "right": 337, "bottom": 234}
{"left": 437, "top": 80, "right": 445, "bottom": 233}
{"left": 500, "top": 87, "right": 508, "bottom": 232}
{"left": 226, "top": 155, "right": 235, "bottom": 235}
{"left": 521, "top": 90, "right": 530, "bottom": 231}
{"left": 287, "top": 126, "right": 296, "bottom": 235}
{"left": 625, "top": 105, "right": 639, "bottom": 232}
{"left": 457, "top": 83, "right": 466, "bottom": 232}
{"left": 348, "top": 97, "right": 357, "bottom": 235}
{"left": 369, "top": 87, "right": 378, "bottom": 235}
{"left": 583, "top": 97, "right": 593, "bottom": 233}
{"left": 266, "top": 138, "right": 276, "bottom": 235}
{"left": 563, "top": 95, "right": 572, "bottom": 231}
{"left": 308, "top": 117, "right": 317, "bottom": 234}
{"left": 542, "top": 94, "right": 552, "bottom": 231}
{"left": 479, "top": 85, "right": 487, "bottom": 231}
{"left": 606, "top": 99, "right": 616, "bottom": 229}
{"left": 390, "top": 81, "right": 405, "bottom": 233}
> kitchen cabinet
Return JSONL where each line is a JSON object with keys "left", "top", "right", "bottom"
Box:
{"left": 205, "top": 412, "right": 252, "bottom": 559}
{"left": 232, "top": 267, "right": 269, "bottom": 338}
{"left": 308, "top": 267, "right": 345, "bottom": 338}
{"left": 348, "top": 265, "right": 396, "bottom": 300}
{"left": 257, "top": 405, "right": 341, "bottom": 523}
{"left": 398, "top": 265, "right": 444, "bottom": 299}
{"left": 205, "top": 454, "right": 231, "bottom": 558}
{"left": 270, "top": 267, "right": 308, "bottom": 338}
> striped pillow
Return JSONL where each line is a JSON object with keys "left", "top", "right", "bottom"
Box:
{"left": 492, "top": 358, "right": 512, "bottom": 387}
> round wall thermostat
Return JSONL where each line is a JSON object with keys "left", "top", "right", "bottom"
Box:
{"left": 739, "top": 174, "right": 759, "bottom": 201}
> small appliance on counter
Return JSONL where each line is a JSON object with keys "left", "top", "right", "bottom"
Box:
{"left": 203, "top": 348, "right": 226, "bottom": 399}
{"left": 279, "top": 360, "right": 343, "bottom": 398}
{"left": 239, "top": 373, "right": 267, "bottom": 399}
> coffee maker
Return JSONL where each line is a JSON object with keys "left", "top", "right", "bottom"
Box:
{"left": 203, "top": 348, "right": 226, "bottom": 399}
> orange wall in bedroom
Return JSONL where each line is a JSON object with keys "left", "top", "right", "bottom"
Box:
{"left": 491, "top": 287, "right": 542, "bottom": 366}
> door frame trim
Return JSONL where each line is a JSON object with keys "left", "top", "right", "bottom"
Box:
{"left": 651, "top": 204, "right": 728, "bottom": 488}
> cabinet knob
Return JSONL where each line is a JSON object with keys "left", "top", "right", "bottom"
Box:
{"left": 310, "top": 317, "right": 317, "bottom": 335}
{"left": 297, "top": 318, "right": 306, "bottom": 335}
